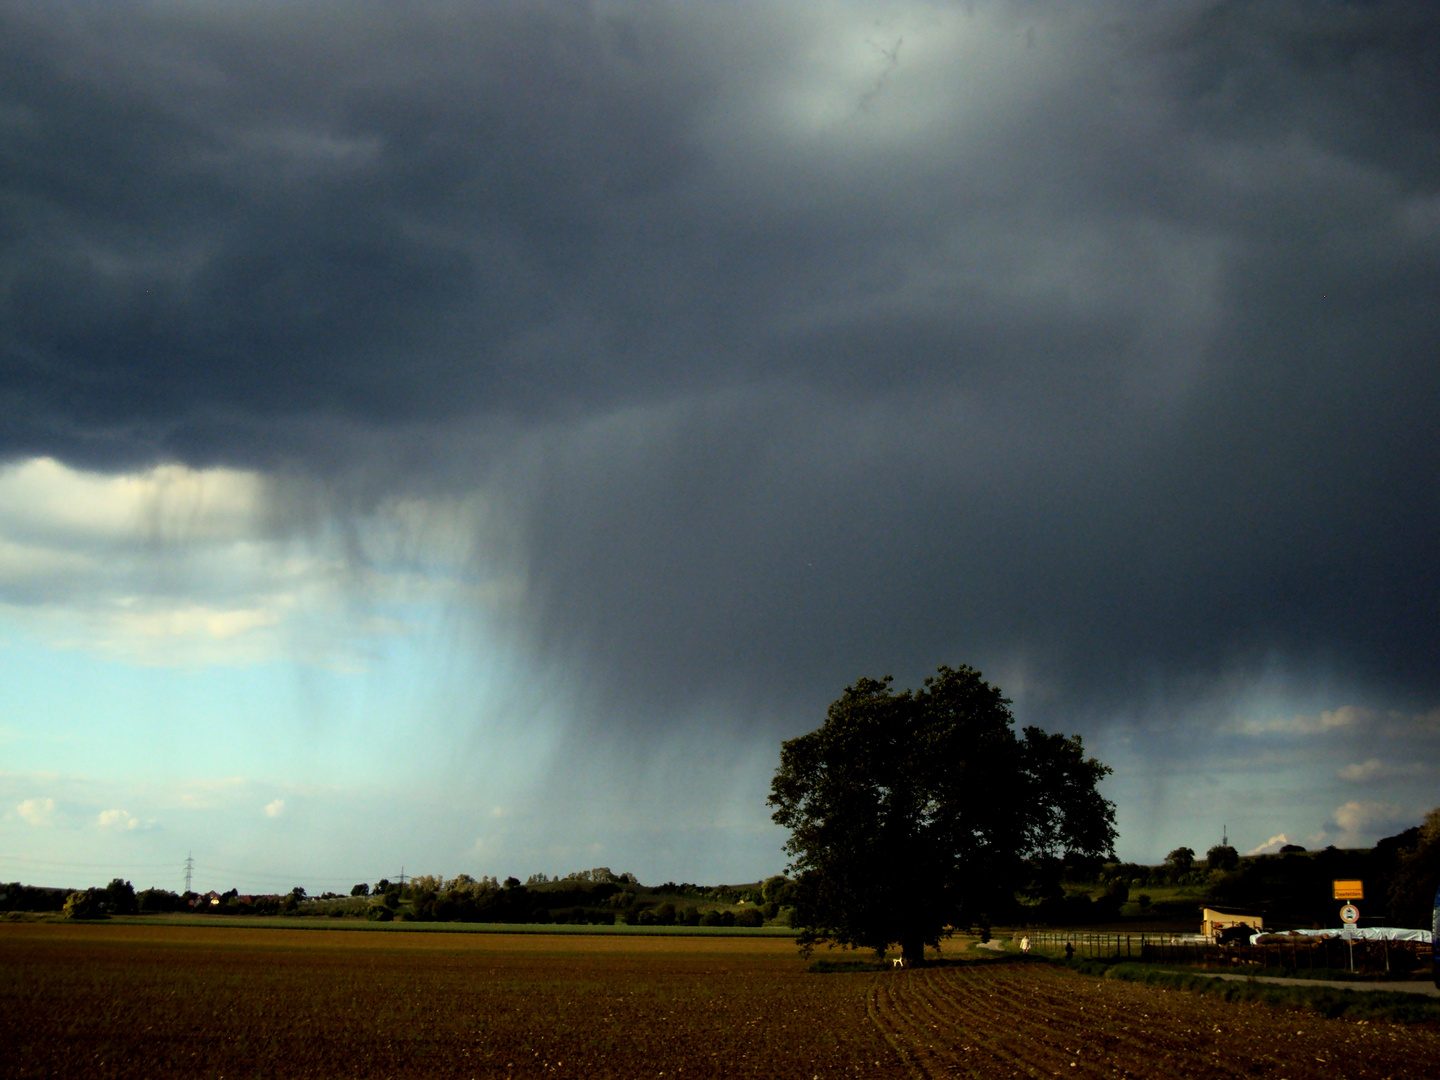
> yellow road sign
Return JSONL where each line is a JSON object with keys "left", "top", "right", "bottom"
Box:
{"left": 1332, "top": 879, "right": 1364, "bottom": 900}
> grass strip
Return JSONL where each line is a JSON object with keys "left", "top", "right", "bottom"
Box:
{"left": 5, "top": 912, "right": 796, "bottom": 937}
{"left": 809, "top": 958, "right": 893, "bottom": 973}
{"left": 1069, "top": 959, "right": 1440, "bottom": 1024}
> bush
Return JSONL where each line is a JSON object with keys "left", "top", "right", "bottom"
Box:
{"left": 736, "top": 907, "right": 763, "bottom": 928}
{"left": 63, "top": 891, "right": 102, "bottom": 919}
{"left": 104, "top": 879, "right": 138, "bottom": 916}
{"left": 365, "top": 903, "right": 393, "bottom": 922}
{"left": 137, "top": 888, "right": 182, "bottom": 914}
{"left": 1206, "top": 844, "right": 1240, "bottom": 872}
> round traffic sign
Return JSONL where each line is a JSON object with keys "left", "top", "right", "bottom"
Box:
{"left": 1340, "top": 904, "right": 1360, "bottom": 924}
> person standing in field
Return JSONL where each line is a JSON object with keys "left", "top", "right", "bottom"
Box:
{"left": 1020, "top": 936, "right": 1030, "bottom": 954}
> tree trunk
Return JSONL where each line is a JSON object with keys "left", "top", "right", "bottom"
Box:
{"left": 901, "top": 933, "right": 925, "bottom": 965}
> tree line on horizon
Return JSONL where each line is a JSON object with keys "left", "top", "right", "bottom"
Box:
{"left": 3, "top": 820, "right": 1435, "bottom": 931}
{"left": 0, "top": 870, "right": 800, "bottom": 927}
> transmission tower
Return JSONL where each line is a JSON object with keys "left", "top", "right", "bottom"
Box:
{"left": 397, "top": 866, "right": 408, "bottom": 889}
{"left": 184, "top": 852, "right": 194, "bottom": 894}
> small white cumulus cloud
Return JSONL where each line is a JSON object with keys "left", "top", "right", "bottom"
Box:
{"left": 1237, "top": 704, "right": 1440, "bottom": 740}
{"left": 1240, "top": 705, "right": 1376, "bottom": 736}
{"left": 1337, "top": 759, "right": 1426, "bottom": 783}
{"left": 264, "top": 798, "right": 286, "bottom": 819}
{"left": 15, "top": 796, "right": 56, "bottom": 825}
{"left": 1246, "top": 834, "right": 1291, "bottom": 856}
{"left": 1330, "top": 800, "right": 1409, "bottom": 847}
{"left": 96, "top": 808, "right": 149, "bottom": 830}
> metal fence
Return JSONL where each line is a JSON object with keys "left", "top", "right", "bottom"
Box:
{"left": 1015, "top": 930, "right": 1432, "bottom": 976}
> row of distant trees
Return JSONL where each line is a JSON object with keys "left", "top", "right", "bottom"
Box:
{"left": 11, "top": 812, "right": 1433, "bottom": 932}
{"left": 0, "top": 867, "right": 790, "bottom": 924}
{"left": 339, "top": 872, "right": 795, "bottom": 926}
{"left": 0, "top": 880, "right": 314, "bottom": 918}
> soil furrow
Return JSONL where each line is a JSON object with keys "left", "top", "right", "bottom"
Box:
{"left": 903, "top": 980, "right": 1060, "bottom": 1078}
{"left": 866, "top": 978, "right": 934, "bottom": 1080}
{"left": 902, "top": 969, "right": 1108, "bottom": 1079}
{"left": 880, "top": 972, "right": 1005, "bottom": 1078}
{"left": 903, "top": 962, "right": 1440, "bottom": 1080}
{"left": 938, "top": 968, "right": 1255, "bottom": 1078}
{"left": 926, "top": 968, "right": 1197, "bottom": 1070}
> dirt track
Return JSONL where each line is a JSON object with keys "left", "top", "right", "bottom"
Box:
{"left": 869, "top": 962, "right": 1436, "bottom": 1079}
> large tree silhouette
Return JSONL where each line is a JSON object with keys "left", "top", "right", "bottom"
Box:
{"left": 769, "top": 665, "right": 1115, "bottom": 963}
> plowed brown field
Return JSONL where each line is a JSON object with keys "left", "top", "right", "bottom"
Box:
{"left": 869, "top": 963, "right": 1436, "bottom": 1079}
{"left": 1, "top": 923, "right": 1433, "bottom": 1079}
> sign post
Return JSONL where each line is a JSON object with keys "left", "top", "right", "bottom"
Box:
{"left": 1339, "top": 905, "right": 1360, "bottom": 971}
{"left": 1333, "top": 883, "right": 1364, "bottom": 973}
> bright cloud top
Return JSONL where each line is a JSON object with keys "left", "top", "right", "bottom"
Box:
{"left": 96, "top": 808, "right": 147, "bottom": 831}
{"left": 0, "top": 456, "right": 513, "bottom": 669}
{"left": 14, "top": 797, "right": 56, "bottom": 827}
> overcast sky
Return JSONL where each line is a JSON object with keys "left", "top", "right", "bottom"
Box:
{"left": 2, "top": 0, "right": 1437, "bottom": 896}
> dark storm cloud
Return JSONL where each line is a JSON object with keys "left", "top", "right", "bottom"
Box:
{"left": 0, "top": 0, "right": 706, "bottom": 463}
{"left": 3, "top": 1, "right": 1438, "bottom": 742}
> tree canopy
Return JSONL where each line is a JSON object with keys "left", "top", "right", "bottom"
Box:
{"left": 1165, "top": 846, "right": 1196, "bottom": 875}
{"left": 768, "top": 665, "right": 1116, "bottom": 962}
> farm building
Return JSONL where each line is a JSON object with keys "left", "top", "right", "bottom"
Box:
{"left": 1201, "top": 907, "right": 1264, "bottom": 940}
